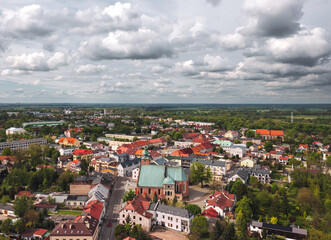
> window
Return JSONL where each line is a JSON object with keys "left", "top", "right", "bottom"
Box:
{"left": 122, "top": 214, "right": 125, "bottom": 217}
{"left": 158, "top": 189, "right": 160, "bottom": 195}
{"left": 140, "top": 188, "right": 143, "bottom": 194}
{"left": 163, "top": 215, "right": 165, "bottom": 219}
{"left": 176, "top": 218, "right": 178, "bottom": 222}
{"left": 149, "top": 188, "right": 151, "bottom": 194}
{"left": 139, "top": 217, "right": 142, "bottom": 221}
{"left": 133, "top": 216, "right": 136, "bottom": 219}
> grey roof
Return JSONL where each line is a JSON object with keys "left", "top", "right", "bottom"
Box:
{"left": 250, "top": 221, "right": 307, "bottom": 236}
{"left": 181, "top": 156, "right": 194, "bottom": 162}
{"left": 149, "top": 203, "right": 193, "bottom": 219}
{"left": 229, "top": 168, "right": 250, "bottom": 182}
{"left": 0, "top": 203, "right": 14, "bottom": 211}
{"left": 120, "top": 158, "right": 140, "bottom": 168}
{"left": 67, "top": 195, "right": 88, "bottom": 201}
{"left": 153, "top": 158, "right": 168, "bottom": 165}
{"left": 193, "top": 159, "right": 226, "bottom": 167}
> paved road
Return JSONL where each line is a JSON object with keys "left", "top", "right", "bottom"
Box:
{"left": 98, "top": 177, "right": 126, "bottom": 240}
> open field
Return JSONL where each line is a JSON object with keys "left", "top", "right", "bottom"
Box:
{"left": 50, "top": 210, "right": 82, "bottom": 215}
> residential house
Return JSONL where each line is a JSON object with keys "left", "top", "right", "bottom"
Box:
{"left": 59, "top": 147, "right": 76, "bottom": 156}
{"left": 58, "top": 137, "right": 80, "bottom": 147}
{"left": 228, "top": 144, "right": 246, "bottom": 158}
{"left": 205, "top": 190, "right": 236, "bottom": 218}
{"left": 249, "top": 221, "right": 307, "bottom": 240}
{"left": 240, "top": 157, "right": 256, "bottom": 168}
{"left": 64, "top": 128, "right": 83, "bottom": 138}
{"left": 279, "top": 156, "right": 289, "bottom": 165}
{"left": 6, "top": 127, "right": 26, "bottom": 135}
{"left": 149, "top": 202, "right": 194, "bottom": 233}
{"left": 119, "top": 196, "right": 153, "bottom": 231}
{"left": 0, "top": 203, "right": 15, "bottom": 217}
{"left": 228, "top": 168, "right": 250, "bottom": 183}
{"left": 65, "top": 195, "right": 88, "bottom": 209}
{"left": 73, "top": 149, "right": 94, "bottom": 161}
{"left": 117, "top": 158, "right": 140, "bottom": 177}
{"left": 49, "top": 215, "right": 99, "bottom": 240}
{"left": 34, "top": 202, "right": 58, "bottom": 212}
{"left": 192, "top": 159, "right": 231, "bottom": 182}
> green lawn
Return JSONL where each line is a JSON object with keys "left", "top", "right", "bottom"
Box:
{"left": 51, "top": 210, "right": 82, "bottom": 215}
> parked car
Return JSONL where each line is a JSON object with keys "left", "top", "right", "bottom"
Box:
{"left": 107, "top": 221, "right": 112, "bottom": 227}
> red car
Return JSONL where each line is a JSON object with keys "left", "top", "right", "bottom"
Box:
{"left": 107, "top": 221, "right": 112, "bottom": 227}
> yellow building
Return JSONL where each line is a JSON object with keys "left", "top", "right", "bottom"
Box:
{"left": 100, "top": 167, "right": 118, "bottom": 176}
{"left": 240, "top": 158, "right": 255, "bottom": 168}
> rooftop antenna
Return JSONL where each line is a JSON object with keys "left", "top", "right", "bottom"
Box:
{"left": 291, "top": 112, "right": 294, "bottom": 123}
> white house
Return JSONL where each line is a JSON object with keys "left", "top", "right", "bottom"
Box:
{"left": 117, "top": 158, "right": 140, "bottom": 177}
{"left": 148, "top": 202, "right": 194, "bottom": 233}
{"left": 6, "top": 127, "right": 26, "bottom": 135}
{"left": 205, "top": 190, "right": 236, "bottom": 218}
{"left": 228, "top": 144, "right": 246, "bottom": 158}
{"left": 59, "top": 147, "right": 76, "bottom": 156}
{"left": 132, "top": 167, "right": 140, "bottom": 181}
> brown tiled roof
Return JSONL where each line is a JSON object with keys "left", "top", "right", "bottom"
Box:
{"left": 122, "top": 196, "right": 152, "bottom": 219}
{"left": 207, "top": 190, "right": 235, "bottom": 210}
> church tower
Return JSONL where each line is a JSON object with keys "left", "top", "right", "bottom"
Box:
{"left": 141, "top": 148, "right": 151, "bottom": 165}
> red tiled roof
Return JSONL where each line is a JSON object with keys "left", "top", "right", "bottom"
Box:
{"left": 122, "top": 196, "right": 152, "bottom": 219}
{"left": 256, "top": 129, "right": 284, "bottom": 136}
{"left": 0, "top": 156, "right": 16, "bottom": 163}
{"left": 34, "top": 229, "right": 48, "bottom": 236}
{"left": 299, "top": 144, "right": 308, "bottom": 148}
{"left": 170, "top": 148, "right": 193, "bottom": 157}
{"left": 279, "top": 156, "right": 288, "bottom": 160}
{"left": 207, "top": 190, "right": 235, "bottom": 210}
{"left": 73, "top": 149, "right": 93, "bottom": 155}
{"left": 83, "top": 200, "right": 104, "bottom": 220}
{"left": 182, "top": 133, "right": 199, "bottom": 139}
{"left": 59, "top": 137, "right": 79, "bottom": 144}
{"left": 202, "top": 207, "right": 219, "bottom": 219}
{"left": 15, "top": 191, "right": 32, "bottom": 197}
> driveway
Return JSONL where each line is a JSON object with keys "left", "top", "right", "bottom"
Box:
{"left": 187, "top": 185, "right": 211, "bottom": 209}
{"left": 150, "top": 226, "right": 189, "bottom": 240}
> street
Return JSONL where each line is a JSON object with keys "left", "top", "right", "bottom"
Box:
{"left": 98, "top": 177, "right": 126, "bottom": 240}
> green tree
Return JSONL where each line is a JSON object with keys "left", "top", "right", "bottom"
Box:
{"left": 0, "top": 218, "right": 13, "bottom": 234}
{"left": 122, "top": 189, "right": 136, "bottom": 202}
{"left": 245, "top": 130, "right": 255, "bottom": 138}
{"left": 191, "top": 215, "right": 209, "bottom": 238}
{"left": 236, "top": 210, "right": 247, "bottom": 239}
{"left": 270, "top": 217, "right": 278, "bottom": 225}
{"left": 152, "top": 192, "right": 158, "bottom": 203}
{"left": 185, "top": 204, "right": 201, "bottom": 216}
{"left": 246, "top": 142, "right": 253, "bottom": 148}
{"left": 264, "top": 141, "right": 273, "bottom": 152}
{"left": 172, "top": 196, "right": 178, "bottom": 206}
{"left": 13, "top": 219, "right": 25, "bottom": 234}
{"left": 1, "top": 195, "right": 11, "bottom": 204}
{"left": 190, "top": 162, "right": 212, "bottom": 187}
{"left": 14, "top": 195, "right": 33, "bottom": 217}
{"left": 1, "top": 147, "right": 12, "bottom": 156}
{"left": 165, "top": 135, "right": 172, "bottom": 143}
{"left": 173, "top": 132, "right": 183, "bottom": 141}
{"left": 235, "top": 196, "right": 253, "bottom": 221}
{"left": 211, "top": 220, "right": 224, "bottom": 240}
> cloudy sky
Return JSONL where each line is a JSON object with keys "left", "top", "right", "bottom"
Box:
{"left": 0, "top": 0, "right": 330, "bottom": 103}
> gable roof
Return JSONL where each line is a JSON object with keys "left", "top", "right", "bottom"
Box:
{"left": 122, "top": 196, "right": 152, "bottom": 219}
{"left": 149, "top": 202, "right": 193, "bottom": 219}
{"left": 207, "top": 190, "right": 236, "bottom": 210}
{"left": 59, "top": 137, "right": 79, "bottom": 144}
{"left": 73, "top": 149, "right": 93, "bottom": 155}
